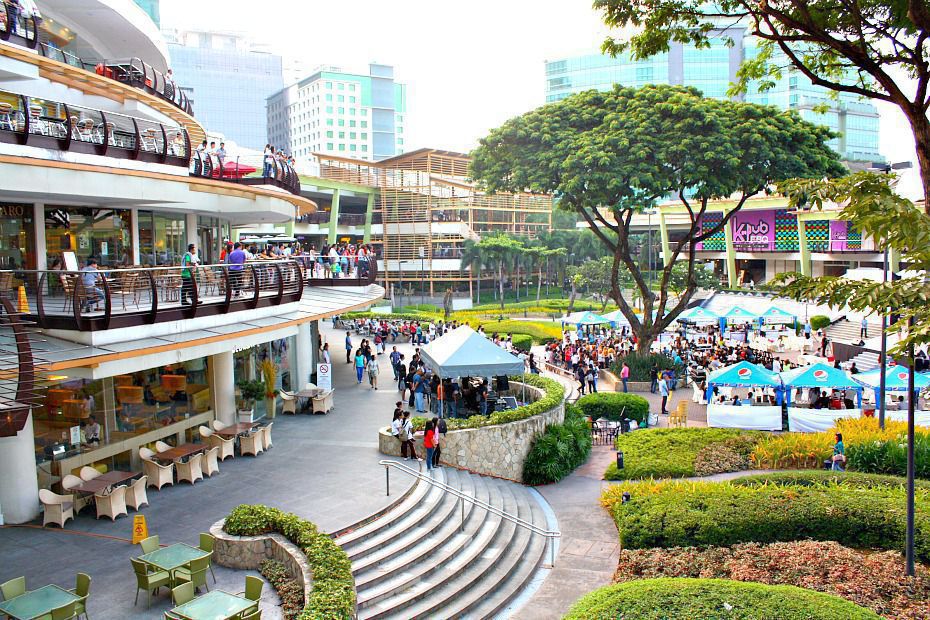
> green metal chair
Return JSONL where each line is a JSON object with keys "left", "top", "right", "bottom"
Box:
{"left": 171, "top": 582, "right": 195, "bottom": 607}
{"left": 198, "top": 533, "right": 216, "bottom": 584}
{"left": 243, "top": 575, "right": 263, "bottom": 613}
{"left": 139, "top": 535, "right": 159, "bottom": 554}
{"left": 239, "top": 609, "right": 262, "bottom": 620}
{"left": 0, "top": 576, "right": 25, "bottom": 600}
{"left": 131, "top": 558, "right": 171, "bottom": 608}
{"left": 33, "top": 600, "right": 77, "bottom": 620}
{"left": 69, "top": 572, "right": 91, "bottom": 620}
{"left": 173, "top": 556, "right": 210, "bottom": 593}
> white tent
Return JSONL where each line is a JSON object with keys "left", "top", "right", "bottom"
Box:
{"left": 419, "top": 325, "right": 525, "bottom": 378}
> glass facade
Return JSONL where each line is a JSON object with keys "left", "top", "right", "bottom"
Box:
{"left": 45, "top": 206, "right": 132, "bottom": 268}
{"left": 545, "top": 30, "right": 883, "bottom": 163}
{"left": 233, "top": 336, "right": 296, "bottom": 417}
{"left": 0, "top": 202, "right": 35, "bottom": 271}
{"left": 138, "top": 211, "right": 186, "bottom": 266}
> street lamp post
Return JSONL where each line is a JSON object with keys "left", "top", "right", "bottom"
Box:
{"left": 418, "top": 247, "right": 426, "bottom": 308}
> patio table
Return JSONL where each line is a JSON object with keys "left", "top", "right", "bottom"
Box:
{"left": 70, "top": 470, "right": 140, "bottom": 495}
{"left": 0, "top": 584, "right": 80, "bottom": 620}
{"left": 139, "top": 542, "right": 207, "bottom": 574}
{"left": 154, "top": 443, "right": 205, "bottom": 463}
{"left": 214, "top": 422, "right": 256, "bottom": 438}
{"left": 170, "top": 589, "right": 256, "bottom": 620}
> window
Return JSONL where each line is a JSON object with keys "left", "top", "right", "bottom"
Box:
{"left": 326, "top": 131, "right": 333, "bottom": 138}
{"left": 326, "top": 119, "right": 333, "bottom": 126}
{"left": 350, "top": 144, "right": 357, "bottom": 151}
{"left": 326, "top": 106, "right": 333, "bottom": 113}
{"left": 349, "top": 132, "right": 356, "bottom": 139}
{"left": 337, "top": 95, "right": 344, "bottom": 102}
{"left": 361, "top": 132, "right": 367, "bottom": 140}
{"left": 349, "top": 96, "right": 356, "bottom": 103}
{"left": 325, "top": 94, "right": 332, "bottom": 102}
{"left": 327, "top": 142, "right": 333, "bottom": 150}
{"left": 338, "top": 119, "right": 345, "bottom": 126}
{"left": 337, "top": 83, "right": 344, "bottom": 90}
{"left": 338, "top": 132, "right": 345, "bottom": 138}
{"left": 325, "top": 81, "right": 332, "bottom": 88}
{"left": 349, "top": 108, "right": 356, "bottom": 115}
{"left": 397, "top": 138, "right": 404, "bottom": 145}
{"left": 361, "top": 121, "right": 368, "bottom": 128}
{"left": 361, "top": 145, "right": 368, "bottom": 152}
{"left": 361, "top": 109, "right": 367, "bottom": 116}
{"left": 338, "top": 143, "right": 345, "bottom": 151}
{"left": 338, "top": 107, "right": 344, "bottom": 114}
{"left": 349, "top": 84, "right": 356, "bottom": 91}
{"left": 349, "top": 120, "right": 356, "bottom": 127}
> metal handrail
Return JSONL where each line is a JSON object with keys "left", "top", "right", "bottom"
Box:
{"left": 379, "top": 459, "right": 560, "bottom": 567}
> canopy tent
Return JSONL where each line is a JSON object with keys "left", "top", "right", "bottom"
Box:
{"left": 782, "top": 363, "right": 863, "bottom": 432}
{"left": 419, "top": 325, "right": 525, "bottom": 378}
{"left": 602, "top": 309, "right": 629, "bottom": 325}
{"left": 759, "top": 306, "right": 797, "bottom": 325}
{"left": 705, "top": 361, "right": 783, "bottom": 431}
{"left": 561, "top": 311, "right": 612, "bottom": 327}
{"left": 721, "top": 306, "right": 759, "bottom": 324}
{"left": 853, "top": 366, "right": 930, "bottom": 427}
{"left": 675, "top": 306, "right": 720, "bottom": 325}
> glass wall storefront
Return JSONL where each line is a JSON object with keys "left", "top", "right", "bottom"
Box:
{"left": 233, "top": 336, "right": 296, "bottom": 417}
{"left": 138, "top": 211, "right": 187, "bottom": 266}
{"left": 197, "top": 216, "right": 229, "bottom": 265}
{"left": 45, "top": 206, "right": 132, "bottom": 268}
{"left": 0, "top": 203, "right": 36, "bottom": 272}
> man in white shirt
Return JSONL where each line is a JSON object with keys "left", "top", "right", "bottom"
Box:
{"left": 772, "top": 358, "right": 782, "bottom": 373}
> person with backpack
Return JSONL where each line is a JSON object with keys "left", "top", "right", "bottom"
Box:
{"left": 390, "top": 347, "right": 402, "bottom": 381}
{"left": 391, "top": 411, "right": 405, "bottom": 456}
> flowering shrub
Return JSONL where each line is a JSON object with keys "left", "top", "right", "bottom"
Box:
{"left": 259, "top": 560, "right": 304, "bottom": 620}
{"left": 612, "top": 541, "right": 930, "bottom": 620}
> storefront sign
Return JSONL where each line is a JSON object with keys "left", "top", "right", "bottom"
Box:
{"left": 732, "top": 210, "right": 776, "bottom": 251}
{"left": 829, "top": 220, "right": 848, "bottom": 251}
{"left": 0, "top": 205, "right": 25, "bottom": 218}
{"left": 316, "top": 363, "right": 332, "bottom": 390}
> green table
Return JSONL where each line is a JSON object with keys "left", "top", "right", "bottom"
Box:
{"left": 170, "top": 589, "right": 256, "bottom": 620}
{"left": 139, "top": 542, "right": 207, "bottom": 573}
{"left": 0, "top": 584, "right": 80, "bottom": 620}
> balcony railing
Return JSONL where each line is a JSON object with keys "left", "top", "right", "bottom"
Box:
{"left": 190, "top": 151, "right": 302, "bottom": 196}
{"left": 0, "top": 88, "right": 191, "bottom": 165}
{"left": 295, "top": 255, "right": 379, "bottom": 288}
{"left": 0, "top": 2, "right": 194, "bottom": 116}
{"left": 1, "top": 257, "right": 377, "bottom": 331}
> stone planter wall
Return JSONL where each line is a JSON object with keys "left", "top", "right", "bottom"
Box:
{"left": 599, "top": 368, "right": 651, "bottom": 393}
{"left": 378, "top": 382, "right": 564, "bottom": 481}
{"left": 210, "top": 520, "right": 312, "bottom": 608}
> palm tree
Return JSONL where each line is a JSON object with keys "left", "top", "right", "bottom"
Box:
{"left": 477, "top": 234, "right": 523, "bottom": 312}
{"left": 460, "top": 240, "right": 484, "bottom": 304}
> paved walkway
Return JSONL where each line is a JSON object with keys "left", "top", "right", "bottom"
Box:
{"left": 0, "top": 318, "right": 416, "bottom": 620}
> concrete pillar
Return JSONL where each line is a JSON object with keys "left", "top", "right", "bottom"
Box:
{"left": 185, "top": 213, "right": 198, "bottom": 249}
{"left": 723, "top": 213, "right": 738, "bottom": 288}
{"left": 209, "top": 351, "right": 237, "bottom": 426}
{"left": 33, "top": 203, "right": 46, "bottom": 271}
{"left": 658, "top": 211, "right": 671, "bottom": 266}
{"left": 0, "top": 411, "right": 40, "bottom": 524}
{"left": 309, "top": 320, "right": 320, "bottom": 383}
{"left": 295, "top": 322, "right": 313, "bottom": 390}
{"left": 328, "top": 189, "right": 341, "bottom": 245}
{"left": 797, "top": 219, "right": 812, "bottom": 277}
{"left": 363, "top": 192, "right": 375, "bottom": 243}
{"left": 130, "top": 208, "right": 141, "bottom": 265}
{"left": 100, "top": 377, "right": 116, "bottom": 445}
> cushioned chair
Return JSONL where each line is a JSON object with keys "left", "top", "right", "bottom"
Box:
{"left": 61, "top": 475, "right": 91, "bottom": 513}
{"left": 261, "top": 422, "right": 273, "bottom": 451}
{"left": 127, "top": 475, "right": 149, "bottom": 510}
{"left": 279, "top": 390, "right": 297, "bottom": 415}
{"left": 70, "top": 572, "right": 91, "bottom": 620}
{"left": 198, "top": 533, "right": 216, "bottom": 583}
{"left": 142, "top": 457, "right": 174, "bottom": 490}
{"left": 171, "top": 582, "right": 195, "bottom": 606}
{"left": 173, "top": 556, "right": 210, "bottom": 593}
{"left": 140, "top": 535, "right": 160, "bottom": 554}
{"left": 198, "top": 425, "right": 213, "bottom": 441}
{"left": 1, "top": 576, "right": 25, "bottom": 601}
{"left": 203, "top": 447, "right": 220, "bottom": 477}
{"left": 78, "top": 466, "right": 102, "bottom": 482}
{"left": 208, "top": 433, "right": 235, "bottom": 461}
{"left": 240, "top": 432, "right": 263, "bottom": 457}
{"left": 131, "top": 557, "right": 170, "bottom": 608}
{"left": 95, "top": 485, "right": 128, "bottom": 521}
{"left": 39, "top": 489, "right": 74, "bottom": 528}
{"left": 154, "top": 441, "right": 172, "bottom": 453}
{"left": 176, "top": 453, "right": 203, "bottom": 485}
{"left": 211, "top": 420, "right": 228, "bottom": 432}
{"left": 139, "top": 447, "right": 156, "bottom": 460}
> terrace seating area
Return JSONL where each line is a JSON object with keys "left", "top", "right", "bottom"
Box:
{"left": 189, "top": 151, "right": 301, "bottom": 196}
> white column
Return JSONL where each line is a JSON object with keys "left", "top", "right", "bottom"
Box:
{"left": 0, "top": 411, "right": 40, "bottom": 525}
{"left": 186, "top": 213, "right": 199, "bottom": 249}
{"left": 295, "top": 322, "right": 313, "bottom": 389}
{"left": 209, "top": 351, "right": 237, "bottom": 426}
{"left": 130, "top": 209, "right": 141, "bottom": 265}
{"left": 33, "top": 203, "right": 46, "bottom": 271}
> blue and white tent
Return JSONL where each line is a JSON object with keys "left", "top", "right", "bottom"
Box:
{"left": 721, "top": 306, "right": 759, "bottom": 324}
{"left": 561, "top": 311, "right": 612, "bottom": 326}
{"left": 706, "top": 361, "right": 782, "bottom": 391}
{"left": 675, "top": 306, "right": 720, "bottom": 325}
{"left": 782, "top": 363, "right": 862, "bottom": 406}
{"left": 759, "top": 306, "right": 796, "bottom": 325}
{"left": 853, "top": 365, "right": 930, "bottom": 394}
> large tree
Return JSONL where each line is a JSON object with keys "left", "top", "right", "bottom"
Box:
{"left": 470, "top": 84, "right": 844, "bottom": 352}
{"left": 595, "top": 0, "right": 930, "bottom": 212}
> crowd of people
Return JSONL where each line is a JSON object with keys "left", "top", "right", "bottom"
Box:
{"left": 262, "top": 145, "right": 297, "bottom": 180}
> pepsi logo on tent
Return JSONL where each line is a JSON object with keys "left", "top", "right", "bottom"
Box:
{"left": 737, "top": 367, "right": 752, "bottom": 379}
{"left": 898, "top": 371, "right": 909, "bottom": 381}
{"left": 813, "top": 369, "right": 828, "bottom": 381}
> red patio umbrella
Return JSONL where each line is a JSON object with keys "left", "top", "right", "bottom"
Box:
{"left": 220, "top": 160, "right": 257, "bottom": 178}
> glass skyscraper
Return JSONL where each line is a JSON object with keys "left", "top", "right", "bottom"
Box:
{"left": 545, "top": 27, "right": 882, "bottom": 163}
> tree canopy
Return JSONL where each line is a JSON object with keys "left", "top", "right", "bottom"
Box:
{"left": 594, "top": 0, "right": 930, "bottom": 210}
{"left": 470, "top": 84, "right": 844, "bottom": 351}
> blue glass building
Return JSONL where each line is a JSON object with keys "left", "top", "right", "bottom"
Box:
{"left": 545, "top": 27, "right": 882, "bottom": 163}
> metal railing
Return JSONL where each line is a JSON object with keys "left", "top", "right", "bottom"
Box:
{"left": 380, "top": 459, "right": 561, "bottom": 568}
{"left": 0, "top": 1, "right": 37, "bottom": 49}
{"left": 190, "top": 151, "right": 301, "bottom": 195}
{"left": 294, "top": 254, "right": 378, "bottom": 287}
{"left": 0, "top": 87, "right": 190, "bottom": 165}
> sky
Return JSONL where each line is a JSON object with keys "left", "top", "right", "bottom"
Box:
{"left": 160, "top": 0, "right": 922, "bottom": 198}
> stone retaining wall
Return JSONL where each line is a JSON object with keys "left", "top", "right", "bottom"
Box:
{"left": 210, "top": 519, "right": 312, "bottom": 607}
{"left": 378, "top": 382, "right": 564, "bottom": 481}
{"left": 599, "top": 368, "right": 651, "bottom": 393}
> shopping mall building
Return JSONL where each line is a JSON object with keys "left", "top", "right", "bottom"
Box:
{"left": 0, "top": 0, "right": 383, "bottom": 524}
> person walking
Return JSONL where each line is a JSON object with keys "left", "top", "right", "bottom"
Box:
{"left": 650, "top": 363, "right": 660, "bottom": 394}
{"left": 820, "top": 335, "right": 830, "bottom": 357}
{"left": 433, "top": 416, "right": 447, "bottom": 467}
{"left": 413, "top": 370, "right": 428, "bottom": 413}
{"left": 831, "top": 433, "right": 846, "bottom": 471}
{"left": 321, "top": 343, "right": 331, "bottom": 365}
{"left": 658, "top": 372, "right": 670, "bottom": 415}
{"left": 368, "top": 355, "right": 380, "bottom": 390}
{"left": 621, "top": 362, "right": 630, "bottom": 393}
{"left": 423, "top": 420, "right": 437, "bottom": 472}
{"left": 576, "top": 364, "right": 587, "bottom": 396}
{"left": 354, "top": 349, "right": 366, "bottom": 385}
{"left": 860, "top": 317, "right": 868, "bottom": 339}
{"left": 390, "top": 346, "right": 402, "bottom": 381}
{"left": 586, "top": 364, "right": 598, "bottom": 394}
{"left": 345, "top": 331, "right": 353, "bottom": 364}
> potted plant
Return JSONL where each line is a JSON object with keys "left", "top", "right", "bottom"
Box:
{"left": 260, "top": 359, "right": 280, "bottom": 419}
{"left": 236, "top": 380, "right": 265, "bottom": 422}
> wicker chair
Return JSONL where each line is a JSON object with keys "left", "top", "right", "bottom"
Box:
{"left": 279, "top": 390, "right": 297, "bottom": 415}
{"left": 39, "top": 489, "right": 74, "bottom": 528}
{"left": 261, "top": 423, "right": 273, "bottom": 451}
{"left": 208, "top": 433, "right": 235, "bottom": 461}
{"left": 203, "top": 446, "right": 220, "bottom": 477}
{"left": 127, "top": 475, "right": 149, "bottom": 510}
{"left": 142, "top": 457, "right": 174, "bottom": 490}
{"left": 95, "top": 485, "right": 128, "bottom": 521}
{"left": 154, "top": 440, "right": 172, "bottom": 453}
{"left": 61, "top": 474, "right": 90, "bottom": 513}
{"left": 176, "top": 453, "right": 203, "bottom": 485}
{"left": 211, "top": 420, "right": 228, "bottom": 432}
{"left": 240, "top": 432, "right": 263, "bottom": 457}
{"left": 79, "top": 466, "right": 102, "bottom": 481}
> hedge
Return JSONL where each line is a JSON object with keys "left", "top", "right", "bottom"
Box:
{"left": 523, "top": 403, "right": 592, "bottom": 485}
{"left": 565, "top": 578, "right": 880, "bottom": 620}
{"left": 223, "top": 505, "right": 355, "bottom": 619}
{"left": 575, "top": 392, "right": 650, "bottom": 425}
{"left": 478, "top": 319, "right": 562, "bottom": 344}
{"left": 610, "top": 351, "right": 684, "bottom": 382}
{"left": 604, "top": 428, "right": 762, "bottom": 480}
{"left": 412, "top": 374, "right": 564, "bottom": 431}
{"left": 731, "top": 470, "right": 930, "bottom": 491}
{"left": 601, "top": 477, "right": 930, "bottom": 563}
{"left": 510, "top": 334, "right": 533, "bottom": 352}
{"left": 810, "top": 314, "right": 831, "bottom": 331}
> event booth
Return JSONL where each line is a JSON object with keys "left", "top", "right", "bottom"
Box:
{"left": 758, "top": 306, "right": 797, "bottom": 338}
{"left": 562, "top": 311, "right": 611, "bottom": 328}
{"left": 782, "top": 363, "right": 862, "bottom": 432}
{"left": 705, "top": 361, "right": 783, "bottom": 430}
{"left": 419, "top": 325, "right": 526, "bottom": 417}
{"left": 675, "top": 306, "right": 720, "bottom": 325}
{"left": 720, "top": 307, "right": 759, "bottom": 342}
{"left": 853, "top": 366, "right": 930, "bottom": 427}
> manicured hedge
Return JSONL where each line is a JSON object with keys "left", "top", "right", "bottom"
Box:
{"left": 412, "top": 374, "right": 564, "bottom": 431}
{"left": 604, "top": 428, "right": 762, "bottom": 480}
{"left": 610, "top": 352, "right": 684, "bottom": 382}
{"left": 731, "top": 470, "right": 930, "bottom": 491}
{"left": 479, "top": 319, "right": 562, "bottom": 344}
{"left": 224, "top": 505, "right": 355, "bottom": 619}
{"left": 576, "top": 392, "right": 650, "bottom": 424}
{"left": 510, "top": 334, "right": 533, "bottom": 352}
{"left": 523, "top": 404, "right": 592, "bottom": 485}
{"left": 565, "top": 578, "right": 880, "bottom": 620}
{"left": 601, "top": 476, "right": 930, "bottom": 563}
{"left": 810, "top": 314, "right": 831, "bottom": 331}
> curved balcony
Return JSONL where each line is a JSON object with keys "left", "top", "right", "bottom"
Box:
{"left": 3, "top": 258, "right": 377, "bottom": 332}
{"left": 190, "top": 151, "right": 302, "bottom": 196}
{"left": 0, "top": 1, "right": 38, "bottom": 50}
{"left": 0, "top": 88, "right": 191, "bottom": 165}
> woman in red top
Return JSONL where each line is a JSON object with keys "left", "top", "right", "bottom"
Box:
{"left": 423, "top": 420, "right": 437, "bottom": 472}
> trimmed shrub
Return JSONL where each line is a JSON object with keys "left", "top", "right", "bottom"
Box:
{"left": 604, "top": 428, "right": 760, "bottom": 480}
{"left": 565, "top": 578, "right": 879, "bottom": 620}
{"left": 810, "top": 314, "right": 831, "bottom": 331}
{"left": 480, "top": 320, "right": 562, "bottom": 344}
{"left": 510, "top": 334, "right": 533, "bottom": 352}
{"left": 610, "top": 352, "right": 683, "bottom": 382}
{"left": 731, "top": 469, "right": 930, "bottom": 491}
{"left": 692, "top": 435, "right": 758, "bottom": 476}
{"left": 576, "top": 392, "right": 650, "bottom": 424}
{"left": 224, "top": 505, "right": 355, "bottom": 619}
{"left": 601, "top": 477, "right": 930, "bottom": 563}
{"left": 523, "top": 404, "right": 592, "bottom": 485}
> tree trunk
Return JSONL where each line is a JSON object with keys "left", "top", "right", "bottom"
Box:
{"left": 536, "top": 266, "right": 542, "bottom": 303}
{"left": 907, "top": 109, "right": 930, "bottom": 214}
{"left": 567, "top": 279, "right": 577, "bottom": 314}
{"left": 498, "top": 260, "right": 505, "bottom": 312}
{"left": 476, "top": 263, "right": 481, "bottom": 304}
{"left": 443, "top": 288, "right": 453, "bottom": 320}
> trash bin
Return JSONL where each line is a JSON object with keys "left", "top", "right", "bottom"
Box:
{"left": 616, "top": 450, "right": 624, "bottom": 470}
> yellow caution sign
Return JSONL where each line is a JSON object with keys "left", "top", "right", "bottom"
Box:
{"left": 132, "top": 514, "right": 149, "bottom": 544}
{"left": 17, "top": 286, "right": 29, "bottom": 314}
